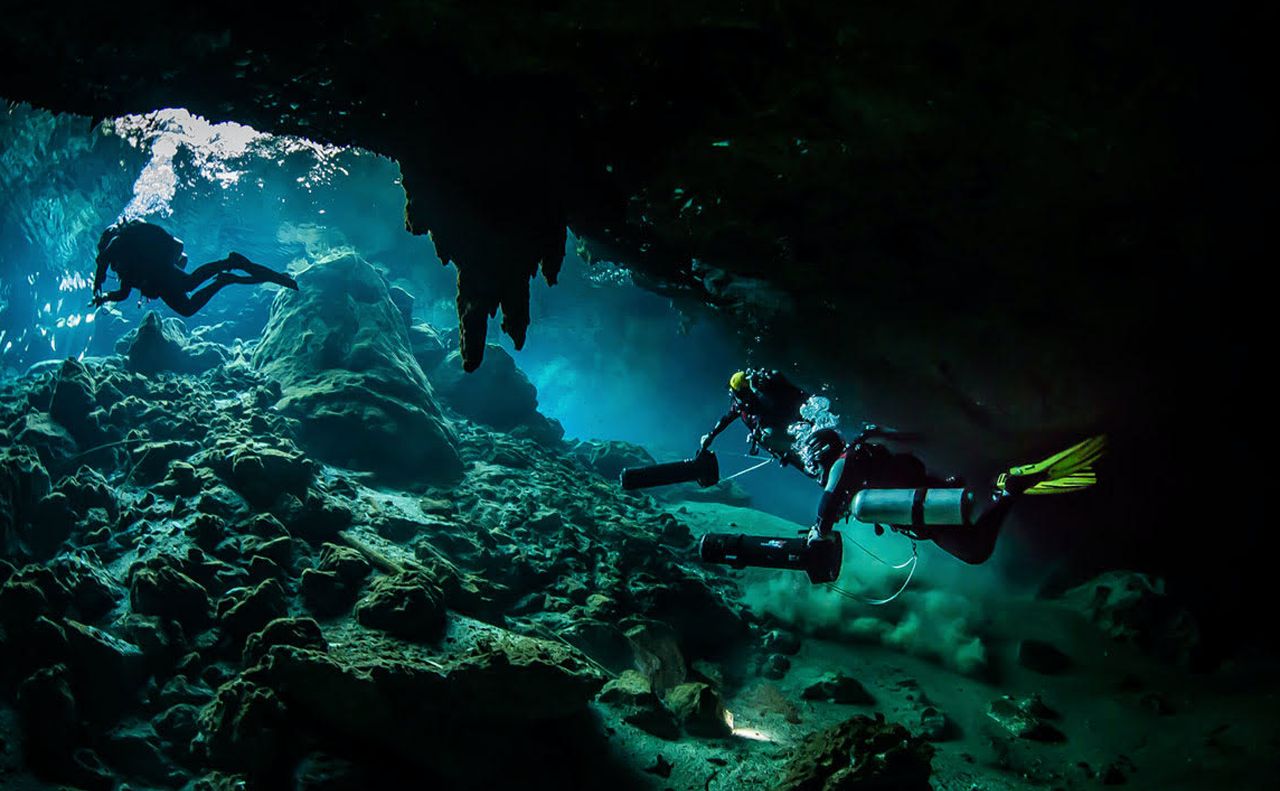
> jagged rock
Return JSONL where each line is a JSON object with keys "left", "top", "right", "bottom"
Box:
{"left": 11, "top": 411, "right": 78, "bottom": 473}
{"left": 199, "top": 677, "right": 291, "bottom": 773}
{"left": 624, "top": 620, "right": 686, "bottom": 695}
{"left": 779, "top": 714, "right": 934, "bottom": 790}
{"left": 116, "top": 310, "right": 226, "bottom": 374}
{"left": 1018, "top": 639, "right": 1073, "bottom": 675}
{"left": 158, "top": 676, "right": 216, "bottom": 710}
{"left": 1062, "top": 571, "right": 1200, "bottom": 664}
{"left": 408, "top": 323, "right": 449, "bottom": 372}
{"left": 217, "top": 441, "right": 315, "bottom": 508}
{"left": 26, "top": 490, "right": 78, "bottom": 556}
{"left": 252, "top": 252, "right": 462, "bottom": 485}
{"left": 17, "top": 664, "right": 83, "bottom": 778}
{"left": 570, "top": 439, "right": 655, "bottom": 482}
{"left": 918, "top": 706, "right": 954, "bottom": 741}
{"left": 130, "top": 440, "right": 203, "bottom": 483}
{"left": 317, "top": 542, "right": 372, "bottom": 586}
{"left": 219, "top": 579, "right": 289, "bottom": 642}
{"left": 432, "top": 345, "right": 564, "bottom": 445}
{"left": 100, "top": 722, "right": 184, "bottom": 787}
{"left": 45, "top": 358, "right": 108, "bottom": 444}
{"left": 51, "top": 556, "right": 122, "bottom": 622}
{"left": 801, "top": 672, "right": 875, "bottom": 705}
{"left": 130, "top": 563, "right": 214, "bottom": 630}
{"left": 1, "top": 443, "right": 51, "bottom": 555}
{"left": 987, "top": 695, "right": 1066, "bottom": 743}
{"left": 355, "top": 571, "right": 447, "bottom": 641}
{"left": 301, "top": 568, "right": 356, "bottom": 617}
{"left": 762, "top": 653, "right": 792, "bottom": 680}
{"left": 664, "top": 682, "right": 731, "bottom": 738}
{"left": 63, "top": 619, "right": 146, "bottom": 688}
{"left": 598, "top": 670, "right": 680, "bottom": 740}
{"left": 155, "top": 702, "right": 203, "bottom": 760}
{"left": 275, "top": 490, "right": 354, "bottom": 543}
{"left": 762, "top": 629, "right": 802, "bottom": 656}
{"left": 154, "top": 460, "right": 206, "bottom": 497}
{"left": 244, "top": 617, "right": 328, "bottom": 666}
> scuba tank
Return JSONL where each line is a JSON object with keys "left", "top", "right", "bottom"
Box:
{"left": 851, "top": 487, "right": 999, "bottom": 527}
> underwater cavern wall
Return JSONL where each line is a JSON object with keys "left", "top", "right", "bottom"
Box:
{"left": 0, "top": 2, "right": 1273, "bottom": 790}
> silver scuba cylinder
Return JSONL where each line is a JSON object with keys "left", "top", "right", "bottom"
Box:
{"left": 851, "top": 488, "right": 982, "bottom": 527}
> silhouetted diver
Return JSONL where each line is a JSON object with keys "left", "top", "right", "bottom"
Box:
{"left": 92, "top": 219, "right": 297, "bottom": 316}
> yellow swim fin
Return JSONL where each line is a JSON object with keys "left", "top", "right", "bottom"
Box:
{"left": 997, "top": 435, "right": 1106, "bottom": 495}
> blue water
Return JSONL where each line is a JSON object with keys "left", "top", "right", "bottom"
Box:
{"left": 1, "top": 104, "right": 826, "bottom": 522}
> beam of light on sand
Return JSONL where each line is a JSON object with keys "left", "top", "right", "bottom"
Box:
{"left": 725, "top": 709, "right": 777, "bottom": 742}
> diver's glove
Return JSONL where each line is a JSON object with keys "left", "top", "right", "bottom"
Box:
{"left": 805, "top": 522, "right": 834, "bottom": 547}
{"left": 90, "top": 293, "right": 107, "bottom": 308}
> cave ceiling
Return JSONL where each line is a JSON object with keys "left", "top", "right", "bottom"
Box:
{"left": 0, "top": 1, "right": 1258, "bottom": 442}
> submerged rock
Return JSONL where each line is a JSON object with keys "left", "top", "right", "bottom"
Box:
{"left": 801, "top": 672, "right": 875, "bottom": 705}
{"left": 116, "top": 310, "right": 225, "bottom": 375}
{"left": 598, "top": 670, "right": 680, "bottom": 740}
{"left": 252, "top": 252, "right": 461, "bottom": 485}
{"left": 1062, "top": 570, "right": 1200, "bottom": 664}
{"left": 129, "top": 562, "right": 213, "bottom": 630}
{"left": 664, "top": 682, "right": 731, "bottom": 738}
{"left": 354, "top": 571, "right": 447, "bottom": 641}
{"left": 778, "top": 714, "right": 935, "bottom": 791}
{"left": 431, "top": 344, "right": 564, "bottom": 445}
{"left": 986, "top": 694, "right": 1066, "bottom": 743}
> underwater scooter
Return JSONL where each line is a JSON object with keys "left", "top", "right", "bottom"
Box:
{"left": 619, "top": 448, "right": 845, "bottom": 583}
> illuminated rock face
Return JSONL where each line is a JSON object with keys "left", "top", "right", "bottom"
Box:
{"left": 252, "top": 252, "right": 462, "bottom": 485}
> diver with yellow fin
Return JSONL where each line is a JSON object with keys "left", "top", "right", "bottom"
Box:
{"left": 697, "top": 433, "right": 1107, "bottom": 582}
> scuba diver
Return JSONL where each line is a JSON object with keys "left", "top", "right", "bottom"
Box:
{"left": 92, "top": 219, "right": 298, "bottom": 317}
{"left": 695, "top": 432, "right": 1106, "bottom": 583}
{"left": 802, "top": 430, "right": 1107, "bottom": 557}
{"left": 701, "top": 368, "right": 813, "bottom": 474}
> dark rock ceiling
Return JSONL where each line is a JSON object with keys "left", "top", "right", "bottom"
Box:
{"left": 3, "top": 1, "right": 1259, "bottom": 428}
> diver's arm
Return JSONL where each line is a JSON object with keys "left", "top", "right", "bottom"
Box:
{"left": 700, "top": 408, "right": 740, "bottom": 450}
{"left": 94, "top": 286, "right": 131, "bottom": 306}
{"left": 93, "top": 253, "right": 110, "bottom": 295}
{"left": 812, "top": 456, "right": 848, "bottom": 535}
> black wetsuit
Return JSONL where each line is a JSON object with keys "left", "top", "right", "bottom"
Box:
{"left": 813, "top": 440, "right": 1001, "bottom": 564}
{"left": 703, "top": 369, "right": 812, "bottom": 471}
{"left": 93, "top": 220, "right": 296, "bottom": 317}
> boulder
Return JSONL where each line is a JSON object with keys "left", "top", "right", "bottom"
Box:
{"left": 801, "top": 672, "right": 875, "bottom": 705}
{"left": 1, "top": 443, "right": 51, "bottom": 556}
{"left": 664, "top": 682, "right": 732, "bottom": 738}
{"left": 431, "top": 345, "right": 563, "bottom": 445}
{"left": 244, "top": 617, "right": 328, "bottom": 666}
{"left": 301, "top": 568, "right": 356, "bottom": 617}
{"left": 219, "top": 579, "right": 289, "bottom": 642}
{"left": 354, "top": 571, "right": 447, "bottom": 641}
{"left": 252, "top": 252, "right": 461, "bottom": 485}
{"left": 1062, "top": 571, "right": 1200, "bottom": 664}
{"left": 11, "top": 411, "right": 78, "bottom": 473}
{"left": 116, "top": 310, "right": 225, "bottom": 375}
{"left": 777, "top": 714, "right": 934, "bottom": 791}
{"left": 130, "top": 563, "right": 213, "bottom": 630}
{"left": 597, "top": 670, "right": 680, "bottom": 740}
{"left": 986, "top": 695, "right": 1066, "bottom": 743}
{"left": 624, "top": 620, "right": 686, "bottom": 695}
{"left": 570, "top": 439, "right": 655, "bottom": 482}
{"left": 408, "top": 323, "right": 449, "bottom": 371}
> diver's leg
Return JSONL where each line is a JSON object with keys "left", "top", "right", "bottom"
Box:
{"left": 183, "top": 259, "right": 237, "bottom": 289}
{"left": 164, "top": 279, "right": 233, "bottom": 316}
{"left": 225, "top": 252, "right": 298, "bottom": 289}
